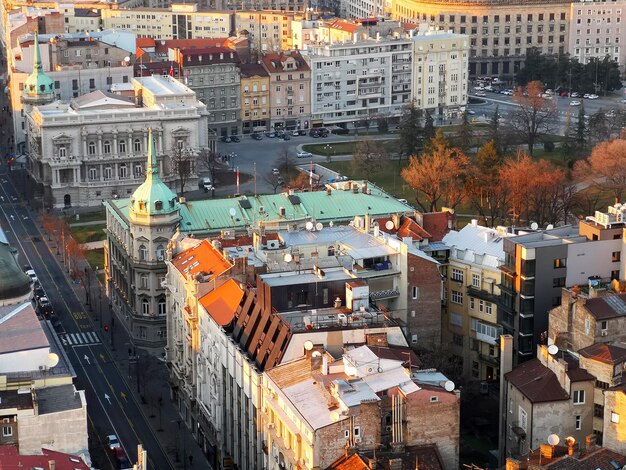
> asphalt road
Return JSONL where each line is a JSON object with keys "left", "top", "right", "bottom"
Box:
{"left": 0, "top": 170, "right": 174, "bottom": 469}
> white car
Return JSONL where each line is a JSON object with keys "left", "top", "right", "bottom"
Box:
{"left": 297, "top": 151, "right": 313, "bottom": 159}
{"left": 25, "top": 269, "right": 38, "bottom": 284}
{"left": 475, "top": 91, "right": 486, "bottom": 97}
{"left": 107, "top": 435, "right": 121, "bottom": 450}
{"left": 569, "top": 100, "right": 581, "bottom": 106}
{"left": 587, "top": 94, "right": 599, "bottom": 100}
{"left": 272, "top": 168, "right": 280, "bottom": 175}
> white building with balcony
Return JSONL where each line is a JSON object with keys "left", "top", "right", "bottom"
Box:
{"left": 25, "top": 73, "right": 210, "bottom": 208}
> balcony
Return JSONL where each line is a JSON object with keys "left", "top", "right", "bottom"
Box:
{"left": 370, "top": 288, "right": 400, "bottom": 301}
{"left": 479, "top": 352, "right": 500, "bottom": 366}
{"left": 475, "top": 321, "right": 503, "bottom": 345}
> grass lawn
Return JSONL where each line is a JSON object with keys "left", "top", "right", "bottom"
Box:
{"left": 66, "top": 208, "right": 106, "bottom": 224}
{"left": 71, "top": 223, "right": 107, "bottom": 244}
{"left": 303, "top": 139, "right": 401, "bottom": 156}
{"left": 84, "top": 248, "right": 104, "bottom": 271}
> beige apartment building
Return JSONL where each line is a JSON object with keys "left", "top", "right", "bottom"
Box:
{"left": 568, "top": 0, "right": 626, "bottom": 73}
{"left": 234, "top": 11, "right": 295, "bottom": 52}
{"left": 240, "top": 63, "right": 270, "bottom": 133}
{"left": 392, "top": 0, "right": 571, "bottom": 79}
{"left": 261, "top": 51, "right": 311, "bottom": 131}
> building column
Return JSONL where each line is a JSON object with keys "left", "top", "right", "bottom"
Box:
{"left": 100, "top": 164, "right": 104, "bottom": 181}
{"left": 82, "top": 132, "right": 88, "bottom": 156}
{"left": 127, "top": 132, "right": 133, "bottom": 157}
{"left": 97, "top": 130, "right": 103, "bottom": 156}
{"left": 158, "top": 129, "right": 164, "bottom": 154}
{"left": 115, "top": 163, "right": 119, "bottom": 180}
{"left": 143, "top": 131, "right": 148, "bottom": 155}
{"left": 112, "top": 130, "right": 118, "bottom": 157}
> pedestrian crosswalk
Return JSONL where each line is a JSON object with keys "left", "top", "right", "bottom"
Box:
{"left": 65, "top": 331, "right": 101, "bottom": 346}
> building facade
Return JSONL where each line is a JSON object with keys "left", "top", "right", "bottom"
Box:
{"left": 261, "top": 51, "right": 311, "bottom": 131}
{"left": 412, "top": 30, "right": 469, "bottom": 120}
{"left": 176, "top": 47, "right": 241, "bottom": 137}
{"left": 240, "top": 63, "right": 270, "bottom": 134}
{"left": 25, "top": 74, "right": 209, "bottom": 208}
{"left": 391, "top": 0, "right": 571, "bottom": 79}
{"left": 234, "top": 11, "right": 295, "bottom": 52}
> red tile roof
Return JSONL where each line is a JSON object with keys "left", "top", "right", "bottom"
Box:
{"left": 327, "top": 453, "right": 370, "bottom": 469}
{"left": 0, "top": 446, "right": 90, "bottom": 470}
{"left": 515, "top": 446, "right": 626, "bottom": 470}
{"left": 199, "top": 279, "right": 244, "bottom": 326}
{"left": 261, "top": 51, "right": 310, "bottom": 73}
{"left": 579, "top": 343, "right": 626, "bottom": 365}
{"left": 422, "top": 211, "right": 454, "bottom": 242}
{"left": 368, "top": 345, "right": 422, "bottom": 368}
{"left": 327, "top": 20, "right": 360, "bottom": 33}
{"left": 171, "top": 239, "right": 232, "bottom": 282}
{"left": 397, "top": 216, "right": 432, "bottom": 241}
{"left": 156, "top": 38, "right": 230, "bottom": 54}
{"left": 505, "top": 359, "right": 570, "bottom": 403}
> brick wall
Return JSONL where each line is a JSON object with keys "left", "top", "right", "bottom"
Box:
{"left": 406, "top": 252, "right": 442, "bottom": 349}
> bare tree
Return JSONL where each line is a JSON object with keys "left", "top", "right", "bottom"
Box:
{"left": 351, "top": 138, "right": 387, "bottom": 176}
{"left": 169, "top": 141, "right": 195, "bottom": 196}
{"left": 263, "top": 171, "right": 284, "bottom": 194}
{"left": 509, "top": 81, "right": 558, "bottom": 156}
{"left": 196, "top": 148, "right": 226, "bottom": 187}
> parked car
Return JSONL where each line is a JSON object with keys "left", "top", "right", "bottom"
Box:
{"left": 220, "top": 136, "right": 231, "bottom": 143}
{"left": 272, "top": 168, "right": 280, "bottom": 175}
{"left": 587, "top": 94, "right": 599, "bottom": 100}
{"left": 25, "top": 269, "right": 38, "bottom": 284}
{"left": 251, "top": 133, "right": 263, "bottom": 140}
{"left": 570, "top": 92, "right": 580, "bottom": 98}
{"left": 569, "top": 100, "right": 581, "bottom": 106}
{"left": 107, "top": 435, "right": 121, "bottom": 451}
{"left": 230, "top": 135, "right": 240, "bottom": 142}
{"left": 34, "top": 285, "right": 46, "bottom": 299}
{"left": 291, "top": 130, "right": 300, "bottom": 136}
{"left": 298, "top": 129, "right": 307, "bottom": 136}
{"left": 114, "top": 448, "right": 133, "bottom": 470}
{"left": 331, "top": 127, "right": 350, "bottom": 135}
{"left": 297, "top": 151, "right": 313, "bottom": 159}
{"left": 265, "top": 132, "right": 276, "bottom": 138}
{"left": 475, "top": 91, "right": 486, "bottom": 97}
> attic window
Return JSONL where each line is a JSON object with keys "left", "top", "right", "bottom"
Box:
{"left": 287, "top": 194, "right": 301, "bottom": 205}
{"left": 170, "top": 198, "right": 176, "bottom": 208}
{"left": 155, "top": 200, "right": 163, "bottom": 211}
{"left": 430, "top": 396, "right": 439, "bottom": 403}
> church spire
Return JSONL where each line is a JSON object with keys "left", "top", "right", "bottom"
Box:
{"left": 23, "top": 32, "right": 54, "bottom": 101}
{"left": 145, "top": 128, "right": 160, "bottom": 179}
{"left": 32, "top": 32, "right": 43, "bottom": 76}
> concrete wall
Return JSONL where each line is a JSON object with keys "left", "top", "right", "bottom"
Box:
{"left": 603, "top": 389, "right": 626, "bottom": 454}
{"left": 566, "top": 239, "right": 621, "bottom": 287}
{"left": 0, "top": 348, "right": 50, "bottom": 374}
{"left": 17, "top": 391, "right": 88, "bottom": 456}
{"left": 406, "top": 252, "right": 442, "bottom": 349}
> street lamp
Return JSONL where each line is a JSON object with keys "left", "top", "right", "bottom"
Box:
{"left": 324, "top": 144, "right": 333, "bottom": 163}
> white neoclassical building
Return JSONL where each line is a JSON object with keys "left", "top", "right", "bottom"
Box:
{"left": 24, "top": 61, "right": 211, "bottom": 208}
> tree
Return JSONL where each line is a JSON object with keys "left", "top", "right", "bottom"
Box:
{"left": 376, "top": 116, "right": 389, "bottom": 133}
{"left": 169, "top": 141, "right": 195, "bottom": 196}
{"left": 288, "top": 172, "right": 311, "bottom": 190}
{"left": 488, "top": 105, "right": 501, "bottom": 152}
{"left": 351, "top": 138, "right": 387, "bottom": 176}
{"left": 263, "top": 171, "right": 284, "bottom": 194}
{"left": 278, "top": 149, "right": 297, "bottom": 175}
{"left": 423, "top": 111, "right": 435, "bottom": 142}
{"left": 576, "top": 102, "right": 587, "bottom": 149}
{"left": 587, "top": 110, "right": 612, "bottom": 145}
{"left": 509, "top": 81, "right": 558, "bottom": 156}
{"left": 583, "top": 139, "right": 626, "bottom": 202}
{"left": 465, "top": 141, "right": 507, "bottom": 226}
{"left": 401, "top": 129, "right": 469, "bottom": 212}
{"left": 196, "top": 148, "right": 226, "bottom": 189}
{"left": 398, "top": 100, "right": 424, "bottom": 157}
{"left": 454, "top": 111, "right": 473, "bottom": 153}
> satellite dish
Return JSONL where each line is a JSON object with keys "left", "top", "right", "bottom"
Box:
{"left": 330, "top": 411, "right": 340, "bottom": 422}
{"left": 305, "top": 221, "right": 314, "bottom": 231}
{"left": 531, "top": 222, "right": 539, "bottom": 230}
{"left": 547, "top": 224, "right": 554, "bottom": 230}
{"left": 312, "top": 351, "right": 322, "bottom": 358}
{"left": 548, "top": 344, "right": 559, "bottom": 355}
{"left": 547, "top": 434, "right": 560, "bottom": 446}
{"left": 444, "top": 380, "right": 455, "bottom": 392}
{"left": 315, "top": 222, "right": 323, "bottom": 231}
{"left": 329, "top": 221, "right": 334, "bottom": 227}
{"left": 304, "top": 340, "right": 314, "bottom": 351}
{"left": 385, "top": 220, "right": 394, "bottom": 230}
{"left": 124, "top": 56, "right": 131, "bottom": 63}
{"left": 283, "top": 253, "right": 293, "bottom": 263}
{"left": 46, "top": 353, "right": 59, "bottom": 368}
{"left": 229, "top": 208, "right": 236, "bottom": 217}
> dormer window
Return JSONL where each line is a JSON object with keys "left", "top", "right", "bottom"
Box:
{"left": 169, "top": 198, "right": 176, "bottom": 208}
{"left": 155, "top": 200, "right": 163, "bottom": 211}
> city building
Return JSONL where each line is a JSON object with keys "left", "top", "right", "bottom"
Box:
{"left": 263, "top": 350, "right": 460, "bottom": 470}
{"left": 234, "top": 11, "right": 295, "bottom": 52}
{"left": 442, "top": 221, "right": 513, "bottom": 381}
{"left": 240, "top": 63, "right": 270, "bottom": 134}
{"left": 0, "top": 447, "right": 90, "bottom": 470}
{"left": 3, "top": 8, "right": 64, "bottom": 50}
{"left": 303, "top": 32, "right": 414, "bottom": 128}
{"left": 411, "top": 29, "right": 469, "bottom": 121}
{"left": 261, "top": 51, "right": 311, "bottom": 131}
{"left": 9, "top": 33, "right": 134, "bottom": 153}
{"left": 391, "top": 0, "right": 571, "bottom": 79}
{"left": 25, "top": 72, "right": 209, "bottom": 208}
{"left": 505, "top": 442, "right": 626, "bottom": 470}
{"left": 71, "top": 8, "right": 102, "bottom": 33}
{"left": 175, "top": 47, "right": 241, "bottom": 137}
{"left": 568, "top": 1, "right": 626, "bottom": 73}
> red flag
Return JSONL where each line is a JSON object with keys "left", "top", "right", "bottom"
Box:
{"left": 169, "top": 63, "right": 175, "bottom": 76}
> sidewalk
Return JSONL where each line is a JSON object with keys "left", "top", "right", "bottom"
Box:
{"left": 37, "top": 219, "right": 212, "bottom": 470}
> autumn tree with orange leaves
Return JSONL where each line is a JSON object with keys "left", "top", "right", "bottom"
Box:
{"left": 574, "top": 139, "right": 626, "bottom": 203}
{"left": 401, "top": 129, "right": 469, "bottom": 212}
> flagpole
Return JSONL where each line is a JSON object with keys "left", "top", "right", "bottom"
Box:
{"left": 309, "top": 160, "right": 313, "bottom": 191}
{"left": 236, "top": 166, "right": 240, "bottom": 195}
{"left": 254, "top": 162, "right": 257, "bottom": 196}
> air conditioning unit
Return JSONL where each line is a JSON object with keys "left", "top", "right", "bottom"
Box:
{"left": 354, "top": 437, "right": 362, "bottom": 443}
{"left": 259, "top": 206, "right": 266, "bottom": 213}
{"left": 602, "top": 330, "right": 608, "bottom": 336}
{"left": 385, "top": 425, "right": 392, "bottom": 432}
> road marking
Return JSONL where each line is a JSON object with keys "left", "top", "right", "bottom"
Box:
{"left": 67, "top": 331, "right": 101, "bottom": 346}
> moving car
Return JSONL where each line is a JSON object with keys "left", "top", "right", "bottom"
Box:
{"left": 587, "top": 94, "right": 599, "bottom": 100}
{"left": 251, "top": 133, "right": 263, "bottom": 140}
{"left": 570, "top": 92, "right": 580, "bottom": 98}
{"left": 569, "top": 100, "right": 581, "bottom": 106}
{"left": 114, "top": 447, "right": 133, "bottom": 470}
{"left": 107, "top": 435, "right": 121, "bottom": 450}
{"left": 25, "top": 269, "right": 38, "bottom": 284}
{"left": 291, "top": 130, "right": 300, "bottom": 136}
{"left": 475, "top": 91, "right": 486, "bottom": 97}
{"left": 198, "top": 177, "right": 214, "bottom": 192}
{"left": 230, "top": 135, "right": 240, "bottom": 142}
{"left": 297, "top": 151, "right": 313, "bottom": 159}
{"left": 265, "top": 132, "right": 276, "bottom": 138}
{"left": 220, "top": 136, "right": 231, "bottom": 143}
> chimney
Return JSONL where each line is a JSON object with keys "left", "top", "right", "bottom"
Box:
{"left": 322, "top": 355, "right": 329, "bottom": 375}
{"left": 585, "top": 434, "right": 597, "bottom": 451}
{"left": 364, "top": 213, "right": 371, "bottom": 232}
{"left": 362, "top": 180, "right": 368, "bottom": 193}
{"left": 49, "top": 461, "right": 56, "bottom": 470}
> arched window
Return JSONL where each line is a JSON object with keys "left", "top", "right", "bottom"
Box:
{"left": 134, "top": 164, "right": 142, "bottom": 178}
{"left": 142, "top": 299, "right": 150, "bottom": 316}
{"left": 140, "top": 274, "right": 149, "bottom": 289}
{"left": 88, "top": 141, "right": 96, "bottom": 155}
{"left": 88, "top": 167, "right": 97, "bottom": 180}
{"left": 104, "top": 166, "right": 112, "bottom": 180}
{"left": 119, "top": 163, "right": 127, "bottom": 179}
{"left": 139, "top": 244, "right": 147, "bottom": 261}
{"left": 158, "top": 300, "right": 166, "bottom": 315}
{"left": 156, "top": 244, "right": 165, "bottom": 260}
{"left": 119, "top": 140, "right": 127, "bottom": 154}
{"left": 154, "top": 200, "right": 163, "bottom": 211}
{"left": 134, "top": 138, "right": 142, "bottom": 153}
{"left": 103, "top": 140, "right": 111, "bottom": 154}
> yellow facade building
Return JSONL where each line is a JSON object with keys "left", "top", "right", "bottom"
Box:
{"left": 240, "top": 63, "right": 271, "bottom": 133}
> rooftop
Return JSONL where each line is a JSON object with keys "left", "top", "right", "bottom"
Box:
{"left": 0, "top": 389, "right": 33, "bottom": 411}
{"left": 579, "top": 343, "right": 626, "bottom": 365}
{"left": 505, "top": 358, "right": 570, "bottom": 403}
{"left": 512, "top": 445, "right": 626, "bottom": 470}
{"left": 443, "top": 222, "right": 513, "bottom": 268}
{"left": 507, "top": 226, "right": 585, "bottom": 248}
{"left": 0, "top": 446, "right": 90, "bottom": 470}
{"left": 584, "top": 294, "right": 626, "bottom": 320}
{"left": 0, "top": 303, "right": 49, "bottom": 355}
{"left": 171, "top": 239, "right": 232, "bottom": 282}
{"left": 199, "top": 278, "right": 243, "bottom": 326}
{"left": 35, "top": 384, "right": 84, "bottom": 414}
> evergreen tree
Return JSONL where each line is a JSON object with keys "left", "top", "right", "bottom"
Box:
{"left": 424, "top": 111, "right": 435, "bottom": 142}
{"left": 576, "top": 102, "right": 587, "bottom": 150}
{"left": 455, "top": 111, "right": 473, "bottom": 153}
{"left": 398, "top": 100, "right": 424, "bottom": 157}
{"left": 489, "top": 105, "right": 501, "bottom": 153}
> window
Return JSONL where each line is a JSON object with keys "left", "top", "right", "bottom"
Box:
{"left": 103, "top": 140, "right": 111, "bottom": 154}
{"left": 139, "top": 244, "right": 147, "bottom": 261}
{"left": 573, "top": 390, "right": 585, "bottom": 404}
{"left": 575, "top": 415, "right": 582, "bottom": 430}
{"left": 470, "top": 297, "right": 475, "bottom": 309}
{"left": 134, "top": 139, "right": 142, "bottom": 153}
{"left": 451, "top": 290, "right": 463, "bottom": 305}
{"left": 601, "top": 320, "right": 608, "bottom": 332}
{"left": 134, "top": 164, "right": 142, "bottom": 178}
{"left": 452, "top": 333, "right": 463, "bottom": 346}
{"left": 119, "top": 140, "right": 126, "bottom": 154}
{"left": 472, "top": 273, "right": 480, "bottom": 288}
{"left": 88, "top": 141, "right": 96, "bottom": 155}
{"left": 104, "top": 166, "right": 112, "bottom": 180}
{"left": 2, "top": 424, "right": 12, "bottom": 437}
{"left": 612, "top": 251, "right": 621, "bottom": 262}
{"left": 485, "top": 302, "right": 493, "bottom": 315}
{"left": 156, "top": 244, "right": 165, "bottom": 260}
{"left": 451, "top": 268, "right": 464, "bottom": 283}
{"left": 479, "top": 299, "right": 484, "bottom": 312}
{"left": 119, "top": 164, "right": 127, "bottom": 179}
{"left": 519, "top": 407, "right": 527, "bottom": 432}
{"left": 612, "top": 412, "right": 620, "bottom": 424}
{"left": 142, "top": 299, "right": 150, "bottom": 315}
{"left": 88, "top": 167, "right": 97, "bottom": 180}
{"left": 554, "top": 258, "right": 566, "bottom": 268}
{"left": 158, "top": 300, "right": 166, "bottom": 315}
{"left": 553, "top": 277, "right": 565, "bottom": 288}
{"left": 412, "top": 286, "right": 419, "bottom": 299}
{"left": 58, "top": 146, "right": 67, "bottom": 158}
{"left": 140, "top": 274, "right": 148, "bottom": 289}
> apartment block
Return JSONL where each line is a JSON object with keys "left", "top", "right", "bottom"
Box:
{"left": 175, "top": 47, "right": 241, "bottom": 137}
{"left": 568, "top": 0, "right": 626, "bottom": 72}
{"left": 391, "top": 0, "right": 570, "bottom": 79}
{"left": 261, "top": 51, "right": 311, "bottom": 131}
{"left": 442, "top": 221, "right": 513, "bottom": 381}
{"left": 412, "top": 30, "right": 469, "bottom": 120}
{"left": 234, "top": 11, "right": 295, "bottom": 52}
{"left": 240, "top": 63, "right": 270, "bottom": 134}
{"left": 304, "top": 34, "right": 413, "bottom": 127}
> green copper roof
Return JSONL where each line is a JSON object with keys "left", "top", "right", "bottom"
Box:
{"left": 130, "top": 129, "right": 178, "bottom": 216}
{"left": 23, "top": 33, "right": 54, "bottom": 98}
{"left": 0, "top": 240, "right": 32, "bottom": 301}
{"left": 111, "top": 181, "right": 414, "bottom": 234}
